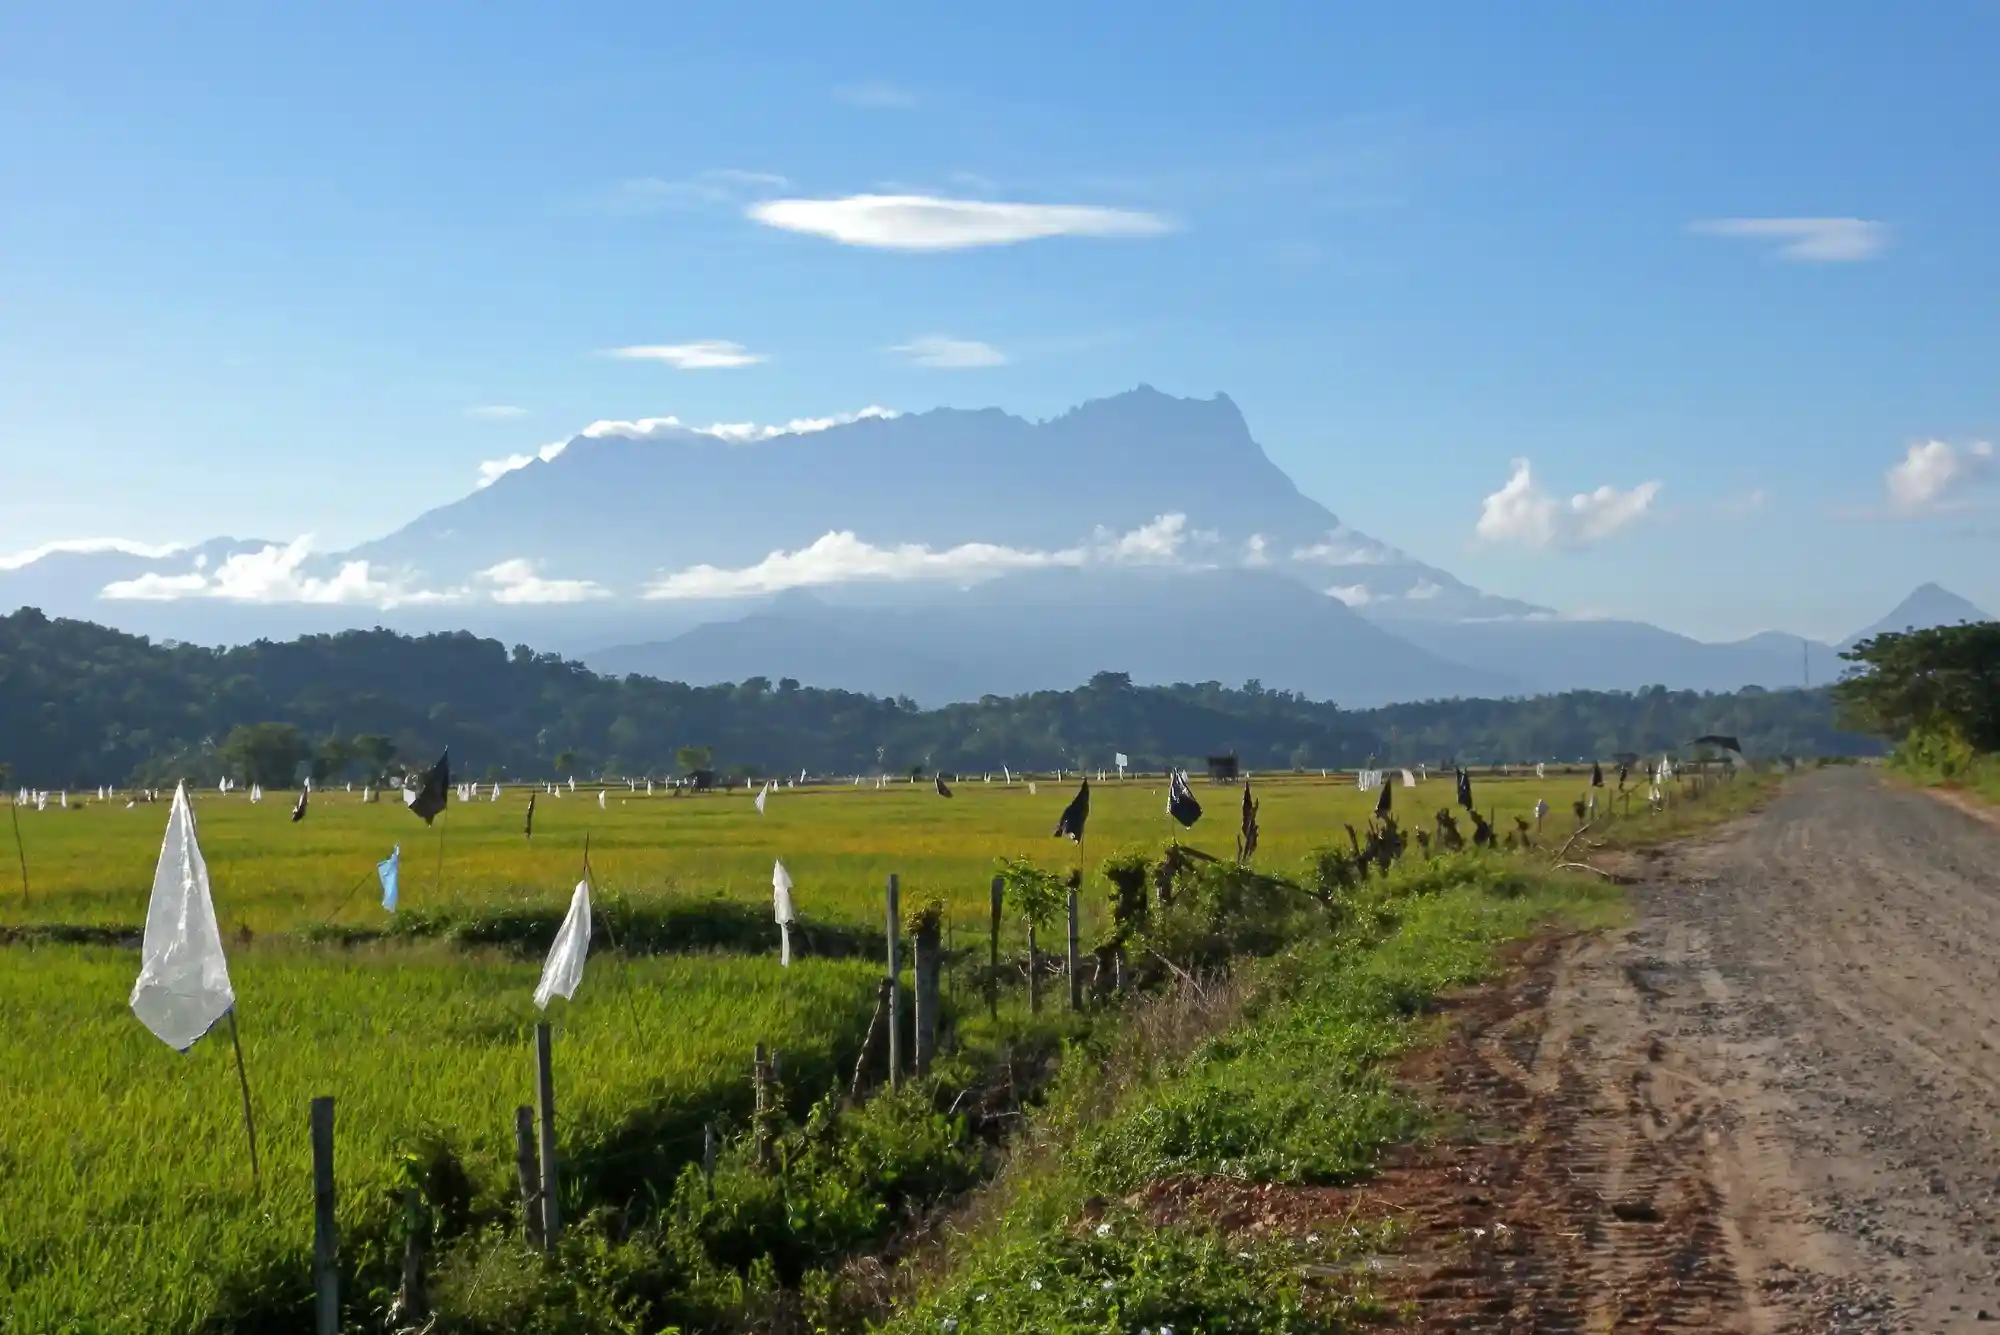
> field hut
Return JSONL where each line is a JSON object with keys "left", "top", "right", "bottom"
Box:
{"left": 685, "top": 768, "right": 716, "bottom": 792}
{"left": 1206, "top": 753, "right": 1240, "bottom": 784}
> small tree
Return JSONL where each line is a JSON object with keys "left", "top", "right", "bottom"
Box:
{"left": 675, "top": 745, "right": 714, "bottom": 773}
{"left": 218, "top": 723, "right": 313, "bottom": 789}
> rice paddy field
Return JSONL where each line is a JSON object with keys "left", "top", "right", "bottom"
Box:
{"left": 0, "top": 768, "right": 1620, "bottom": 1332}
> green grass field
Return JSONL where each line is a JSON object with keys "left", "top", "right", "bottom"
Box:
{"left": 1, "top": 771, "right": 1613, "bottom": 935}
{"left": 0, "top": 767, "right": 1729, "bottom": 1332}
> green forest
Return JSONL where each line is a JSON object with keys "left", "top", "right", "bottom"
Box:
{"left": 0, "top": 606, "right": 1881, "bottom": 787}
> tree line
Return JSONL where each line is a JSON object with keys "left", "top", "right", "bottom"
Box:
{"left": 0, "top": 607, "right": 1882, "bottom": 787}
{"left": 1833, "top": 620, "right": 2000, "bottom": 773}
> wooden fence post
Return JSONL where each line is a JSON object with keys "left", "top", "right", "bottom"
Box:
{"left": 310, "top": 1096, "right": 337, "bottom": 1335}
{"left": 513, "top": 1106, "right": 543, "bottom": 1251}
{"left": 885, "top": 874, "right": 902, "bottom": 1091}
{"left": 988, "top": 874, "right": 1003, "bottom": 1021}
{"left": 1066, "top": 883, "right": 1082, "bottom": 1012}
{"left": 534, "top": 1022, "right": 561, "bottom": 1246}
{"left": 913, "top": 915, "right": 941, "bottom": 1075}
{"left": 753, "top": 1044, "right": 773, "bottom": 1168}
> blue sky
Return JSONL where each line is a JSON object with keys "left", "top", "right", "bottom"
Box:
{"left": 2, "top": 0, "right": 1996, "bottom": 641}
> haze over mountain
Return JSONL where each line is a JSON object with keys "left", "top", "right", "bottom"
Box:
{"left": 1837, "top": 582, "right": 1994, "bottom": 652}
{"left": 0, "top": 388, "right": 1986, "bottom": 706}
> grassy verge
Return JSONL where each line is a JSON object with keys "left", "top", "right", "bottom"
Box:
{"left": 878, "top": 859, "right": 1621, "bottom": 1334}
{"left": 1885, "top": 727, "right": 2000, "bottom": 806}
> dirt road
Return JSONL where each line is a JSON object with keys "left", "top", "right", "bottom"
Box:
{"left": 1197, "top": 767, "right": 2000, "bottom": 1330}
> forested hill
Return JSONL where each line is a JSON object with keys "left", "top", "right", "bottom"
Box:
{"left": 0, "top": 607, "right": 1879, "bottom": 787}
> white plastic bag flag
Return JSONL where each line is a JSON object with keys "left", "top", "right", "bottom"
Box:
{"left": 772, "top": 860, "right": 797, "bottom": 967}
{"left": 755, "top": 782, "right": 770, "bottom": 815}
{"left": 598, "top": 789, "right": 607, "bottom": 810}
{"left": 35, "top": 792, "right": 46, "bottom": 811}
{"left": 567, "top": 776, "right": 576, "bottom": 793}
{"left": 131, "top": 783, "right": 235, "bottom": 1052}
{"left": 1003, "top": 766, "right": 1011, "bottom": 784}
{"left": 379, "top": 845, "right": 401, "bottom": 912}
{"left": 492, "top": 784, "right": 502, "bottom": 801}
{"left": 1535, "top": 798, "right": 1550, "bottom": 821}
{"left": 60, "top": 791, "right": 68, "bottom": 809}
{"left": 1029, "top": 781, "right": 1038, "bottom": 796}
{"left": 1401, "top": 769, "right": 1416, "bottom": 788}
{"left": 646, "top": 780, "right": 654, "bottom": 796}
{"left": 1536, "top": 762, "right": 1546, "bottom": 779}
{"left": 534, "top": 879, "right": 593, "bottom": 1009}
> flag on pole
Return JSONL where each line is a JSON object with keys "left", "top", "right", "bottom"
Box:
{"left": 1535, "top": 762, "right": 1546, "bottom": 779}
{"left": 1167, "top": 770, "right": 1202, "bottom": 827}
{"left": 534, "top": 879, "right": 593, "bottom": 1009}
{"left": 1456, "top": 768, "right": 1474, "bottom": 811}
{"left": 1374, "top": 775, "right": 1392, "bottom": 820}
{"left": 935, "top": 775, "right": 953, "bottom": 799}
{"left": 755, "top": 782, "right": 770, "bottom": 815}
{"left": 1400, "top": 768, "right": 1416, "bottom": 788}
{"left": 131, "top": 783, "right": 235, "bottom": 1052}
{"left": 1590, "top": 761, "right": 1603, "bottom": 788}
{"left": 1053, "top": 780, "right": 1090, "bottom": 842}
{"left": 291, "top": 788, "right": 309, "bottom": 823}
{"left": 772, "top": 860, "right": 797, "bottom": 966}
{"left": 492, "top": 784, "right": 502, "bottom": 801}
{"left": 378, "top": 845, "right": 401, "bottom": 912}
{"left": 598, "top": 789, "right": 607, "bottom": 810}
{"left": 407, "top": 750, "right": 450, "bottom": 825}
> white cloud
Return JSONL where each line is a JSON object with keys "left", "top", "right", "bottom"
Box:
{"left": 477, "top": 559, "right": 609, "bottom": 604}
{"left": 465, "top": 404, "right": 528, "bottom": 420}
{"left": 1325, "top": 583, "right": 1373, "bottom": 607}
{"left": 1405, "top": 578, "right": 1443, "bottom": 601}
{"left": 605, "top": 341, "right": 766, "bottom": 370}
{"left": 1570, "top": 479, "right": 1663, "bottom": 542}
{"left": 747, "top": 194, "right": 1174, "bottom": 251}
{"left": 644, "top": 513, "right": 1201, "bottom": 600}
{"left": 891, "top": 335, "right": 1007, "bottom": 368}
{"left": 1689, "top": 217, "right": 1890, "bottom": 262}
{"left": 834, "top": 82, "right": 916, "bottom": 109}
{"left": 100, "top": 538, "right": 456, "bottom": 607}
{"left": 1289, "top": 524, "right": 1399, "bottom": 566}
{"left": 0, "top": 537, "right": 187, "bottom": 572}
{"left": 1241, "top": 535, "right": 1270, "bottom": 567}
{"left": 1475, "top": 459, "right": 1660, "bottom": 550}
{"left": 475, "top": 407, "right": 898, "bottom": 487}
{"left": 1886, "top": 439, "right": 1995, "bottom": 514}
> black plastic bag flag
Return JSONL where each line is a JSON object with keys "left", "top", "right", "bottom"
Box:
{"left": 1374, "top": 775, "right": 1392, "bottom": 820}
{"left": 935, "top": 774, "right": 953, "bottom": 799}
{"left": 1053, "top": 780, "right": 1090, "bottom": 843}
{"left": 1168, "top": 770, "right": 1202, "bottom": 827}
{"left": 1237, "top": 780, "right": 1260, "bottom": 862}
{"left": 524, "top": 792, "right": 536, "bottom": 840}
{"left": 406, "top": 749, "right": 450, "bottom": 826}
{"left": 1590, "top": 761, "right": 1604, "bottom": 788}
{"left": 290, "top": 788, "right": 309, "bottom": 823}
{"left": 1617, "top": 763, "right": 1629, "bottom": 787}
{"left": 1455, "top": 767, "right": 1474, "bottom": 811}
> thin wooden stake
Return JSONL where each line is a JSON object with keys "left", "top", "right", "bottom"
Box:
{"left": 885, "top": 873, "right": 902, "bottom": 1091}
{"left": 1026, "top": 923, "right": 1041, "bottom": 1015}
{"left": 226, "top": 1008, "right": 261, "bottom": 1187}
{"left": 311, "top": 1096, "right": 338, "bottom": 1335}
{"left": 513, "top": 1106, "right": 543, "bottom": 1251}
{"left": 753, "top": 1044, "right": 773, "bottom": 1168}
{"left": 988, "top": 874, "right": 1003, "bottom": 1021}
{"left": 8, "top": 798, "right": 27, "bottom": 905}
{"left": 534, "top": 1022, "right": 560, "bottom": 1245}
{"left": 1065, "top": 882, "right": 1082, "bottom": 1012}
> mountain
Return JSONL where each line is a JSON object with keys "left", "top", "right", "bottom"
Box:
{"left": 590, "top": 567, "right": 1526, "bottom": 707}
{"left": 1, "top": 386, "right": 1986, "bottom": 705}
{"left": 1838, "top": 582, "right": 1994, "bottom": 652}
{"left": 347, "top": 386, "right": 1545, "bottom": 620}
{"left": 1382, "top": 618, "right": 1846, "bottom": 695}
